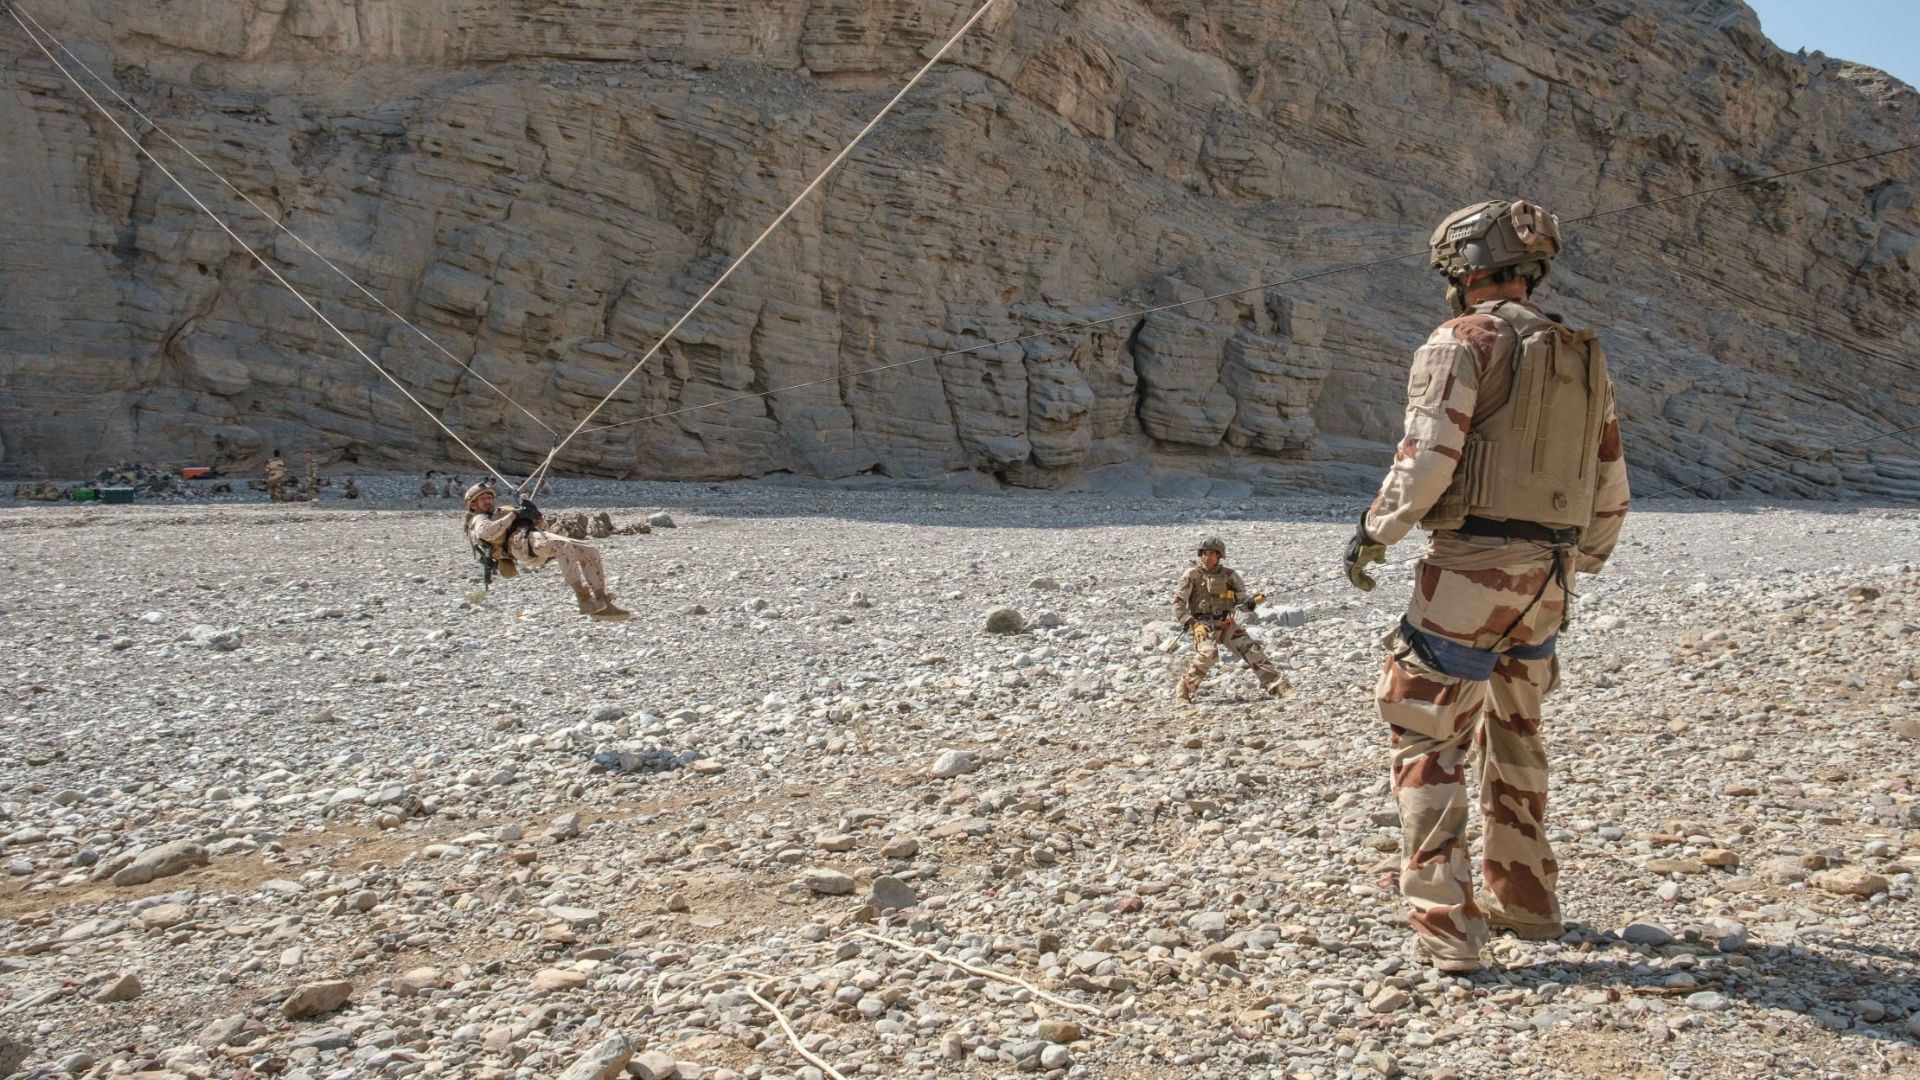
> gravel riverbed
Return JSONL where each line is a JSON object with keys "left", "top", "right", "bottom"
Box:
{"left": 1, "top": 481, "right": 1916, "bottom": 1079}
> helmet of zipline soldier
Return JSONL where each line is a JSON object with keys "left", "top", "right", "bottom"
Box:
{"left": 463, "top": 482, "right": 496, "bottom": 508}
{"left": 1198, "top": 536, "right": 1226, "bottom": 557}
{"left": 1430, "top": 199, "right": 1562, "bottom": 303}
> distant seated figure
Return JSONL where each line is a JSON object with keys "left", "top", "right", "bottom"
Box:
{"left": 463, "top": 483, "right": 630, "bottom": 621}
{"left": 420, "top": 470, "right": 437, "bottom": 499}
{"left": 343, "top": 477, "right": 361, "bottom": 500}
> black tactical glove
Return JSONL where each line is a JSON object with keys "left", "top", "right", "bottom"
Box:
{"left": 1237, "top": 592, "right": 1266, "bottom": 613}
{"left": 1344, "top": 515, "right": 1387, "bottom": 592}
{"left": 513, "top": 501, "right": 542, "bottom": 527}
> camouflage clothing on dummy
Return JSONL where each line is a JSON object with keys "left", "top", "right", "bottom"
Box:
{"left": 1360, "top": 200, "right": 1630, "bottom": 970}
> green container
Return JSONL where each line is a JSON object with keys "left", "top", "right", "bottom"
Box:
{"left": 99, "top": 487, "right": 135, "bottom": 504}
{"left": 72, "top": 488, "right": 96, "bottom": 502}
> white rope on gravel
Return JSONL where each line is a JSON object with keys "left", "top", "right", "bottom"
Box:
{"left": 6, "top": 5, "right": 520, "bottom": 491}
{"left": 649, "top": 964, "right": 849, "bottom": 1080}
{"left": 851, "top": 929, "right": 1112, "bottom": 1028}
{"left": 8, "top": 3, "right": 561, "bottom": 441}
{"left": 518, "top": 0, "right": 1002, "bottom": 493}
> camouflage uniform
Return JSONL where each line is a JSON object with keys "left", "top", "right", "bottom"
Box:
{"left": 468, "top": 509, "right": 611, "bottom": 595}
{"left": 464, "top": 484, "right": 630, "bottom": 620}
{"left": 265, "top": 454, "right": 287, "bottom": 502}
{"left": 1365, "top": 295, "right": 1630, "bottom": 966}
{"left": 1172, "top": 561, "right": 1286, "bottom": 698}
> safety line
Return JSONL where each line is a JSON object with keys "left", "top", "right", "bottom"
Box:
{"left": 1262, "top": 418, "right": 1920, "bottom": 613}
{"left": 9, "top": 3, "right": 560, "bottom": 439}
{"left": 519, "top": 0, "right": 1002, "bottom": 492}
{"left": 575, "top": 140, "right": 1920, "bottom": 438}
{"left": 5, "top": 5, "right": 520, "bottom": 490}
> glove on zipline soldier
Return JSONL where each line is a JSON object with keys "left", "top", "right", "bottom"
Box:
{"left": 464, "top": 483, "right": 630, "bottom": 620}
{"left": 1351, "top": 199, "right": 1631, "bottom": 973}
{"left": 1170, "top": 536, "right": 1288, "bottom": 702}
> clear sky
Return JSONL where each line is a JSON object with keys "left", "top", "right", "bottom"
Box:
{"left": 1743, "top": 1, "right": 1920, "bottom": 88}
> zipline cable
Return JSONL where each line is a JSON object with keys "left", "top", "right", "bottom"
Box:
{"left": 518, "top": 0, "right": 1002, "bottom": 493}
{"left": 8, "top": 0, "right": 1914, "bottom": 498}
{"left": 576, "top": 139, "right": 1920, "bottom": 437}
{"left": 1261, "top": 418, "right": 1920, "bottom": 613}
{"left": 5, "top": 4, "right": 521, "bottom": 490}
{"left": 8, "top": 3, "right": 561, "bottom": 440}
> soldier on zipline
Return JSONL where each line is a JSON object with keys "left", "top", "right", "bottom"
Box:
{"left": 464, "top": 483, "right": 630, "bottom": 620}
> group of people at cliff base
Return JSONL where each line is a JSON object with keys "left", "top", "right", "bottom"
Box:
{"left": 464, "top": 198, "right": 1631, "bottom": 976}
{"left": 263, "top": 451, "right": 360, "bottom": 501}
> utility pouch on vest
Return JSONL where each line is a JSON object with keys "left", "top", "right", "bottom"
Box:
{"left": 1423, "top": 302, "right": 1609, "bottom": 532}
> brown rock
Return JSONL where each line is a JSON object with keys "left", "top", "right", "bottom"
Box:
{"left": 138, "top": 902, "right": 191, "bottom": 930}
{"left": 282, "top": 979, "right": 354, "bottom": 1019}
{"left": 92, "top": 973, "right": 142, "bottom": 1002}
{"left": 1036, "top": 1018, "right": 1082, "bottom": 1043}
{"left": 1811, "top": 867, "right": 1891, "bottom": 898}
{"left": 531, "top": 968, "right": 589, "bottom": 991}
{"left": 1647, "top": 858, "right": 1707, "bottom": 875}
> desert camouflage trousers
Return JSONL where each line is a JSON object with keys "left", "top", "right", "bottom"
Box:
{"left": 520, "top": 532, "right": 608, "bottom": 594}
{"left": 1376, "top": 535, "right": 1571, "bottom": 964}
{"left": 1182, "top": 620, "right": 1285, "bottom": 694}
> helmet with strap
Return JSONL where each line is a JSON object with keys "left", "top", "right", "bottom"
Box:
{"left": 1431, "top": 199, "right": 1562, "bottom": 311}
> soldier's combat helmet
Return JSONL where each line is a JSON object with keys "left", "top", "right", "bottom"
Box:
{"left": 463, "top": 482, "right": 496, "bottom": 508}
{"left": 1430, "top": 199, "right": 1561, "bottom": 289}
{"left": 1197, "top": 536, "right": 1226, "bottom": 557}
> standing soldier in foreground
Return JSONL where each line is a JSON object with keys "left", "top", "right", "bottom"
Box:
{"left": 1345, "top": 199, "right": 1629, "bottom": 972}
{"left": 1172, "top": 536, "right": 1289, "bottom": 701}
{"left": 464, "top": 483, "right": 630, "bottom": 620}
{"left": 264, "top": 450, "right": 287, "bottom": 502}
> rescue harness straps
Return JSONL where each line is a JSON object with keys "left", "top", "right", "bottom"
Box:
{"left": 519, "top": 0, "right": 1002, "bottom": 493}
{"left": 7, "top": 3, "right": 561, "bottom": 441}
{"left": 6, "top": 4, "right": 520, "bottom": 492}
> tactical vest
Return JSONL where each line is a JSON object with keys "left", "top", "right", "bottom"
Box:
{"left": 1421, "top": 300, "right": 1611, "bottom": 532}
{"left": 466, "top": 511, "right": 521, "bottom": 580}
{"left": 1187, "top": 565, "right": 1242, "bottom": 618}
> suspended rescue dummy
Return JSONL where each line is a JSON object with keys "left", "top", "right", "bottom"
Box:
{"left": 1344, "top": 199, "right": 1631, "bottom": 973}
{"left": 1170, "top": 535, "right": 1289, "bottom": 702}
{"left": 464, "top": 483, "right": 631, "bottom": 620}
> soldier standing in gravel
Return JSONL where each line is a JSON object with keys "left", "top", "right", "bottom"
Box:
{"left": 1344, "top": 199, "right": 1630, "bottom": 972}
{"left": 264, "top": 450, "right": 287, "bottom": 502}
{"left": 464, "top": 482, "right": 630, "bottom": 620}
{"left": 1172, "top": 536, "right": 1289, "bottom": 701}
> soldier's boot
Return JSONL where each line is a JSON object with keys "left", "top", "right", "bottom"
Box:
{"left": 588, "top": 589, "right": 631, "bottom": 621}
{"left": 571, "top": 583, "right": 599, "bottom": 615}
{"left": 1175, "top": 674, "right": 1199, "bottom": 702}
{"left": 1262, "top": 674, "right": 1293, "bottom": 698}
{"left": 1478, "top": 894, "right": 1563, "bottom": 940}
{"left": 1413, "top": 938, "right": 1483, "bottom": 974}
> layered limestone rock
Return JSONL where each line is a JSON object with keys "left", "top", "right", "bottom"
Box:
{"left": 1, "top": 0, "right": 1916, "bottom": 497}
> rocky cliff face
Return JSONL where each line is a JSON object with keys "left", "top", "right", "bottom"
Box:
{"left": 2, "top": 0, "right": 1917, "bottom": 498}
